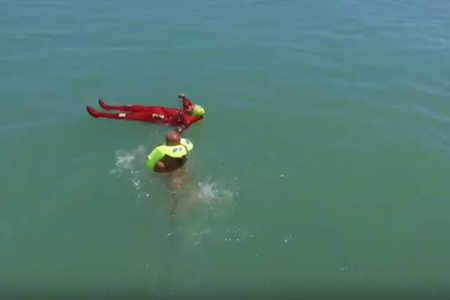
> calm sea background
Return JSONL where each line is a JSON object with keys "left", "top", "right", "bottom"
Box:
{"left": 1, "top": 0, "right": 450, "bottom": 298}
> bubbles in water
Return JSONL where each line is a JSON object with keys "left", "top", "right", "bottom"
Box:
{"left": 339, "top": 265, "right": 350, "bottom": 272}
{"left": 224, "top": 225, "right": 253, "bottom": 243}
{"left": 191, "top": 228, "right": 212, "bottom": 246}
{"left": 131, "top": 177, "right": 141, "bottom": 190}
{"left": 282, "top": 233, "right": 295, "bottom": 245}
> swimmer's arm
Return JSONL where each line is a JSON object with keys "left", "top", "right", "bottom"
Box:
{"left": 176, "top": 125, "right": 186, "bottom": 133}
{"left": 154, "top": 161, "right": 167, "bottom": 172}
{"left": 174, "top": 113, "right": 201, "bottom": 133}
{"left": 178, "top": 93, "right": 193, "bottom": 111}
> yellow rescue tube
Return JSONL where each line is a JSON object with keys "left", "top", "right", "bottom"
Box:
{"left": 146, "top": 138, "right": 193, "bottom": 169}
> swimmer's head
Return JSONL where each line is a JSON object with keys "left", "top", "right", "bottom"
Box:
{"left": 191, "top": 104, "right": 205, "bottom": 116}
{"left": 166, "top": 130, "right": 181, "bottom": 146}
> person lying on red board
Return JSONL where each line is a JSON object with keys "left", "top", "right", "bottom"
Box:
{"left": 86, "top": 94, "right": 205, "bottom": 132}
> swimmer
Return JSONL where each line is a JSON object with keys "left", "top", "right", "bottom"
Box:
{"left": 147, "top": 130, "right": 193, "bottom": 173}
{"left": 147, "top": 130, "right": 194, "bottom": 215}
{"left": 86, "top": 94, "right": 205, "bottom": 132}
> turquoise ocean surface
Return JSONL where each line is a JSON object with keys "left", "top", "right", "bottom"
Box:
{"left": 1, "top": 0, "right": 450, "bottom": 298}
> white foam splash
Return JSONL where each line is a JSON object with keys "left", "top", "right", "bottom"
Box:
{"left": 196, "top": 180, "right": 234, "bottom": 206}
{"left": 166, "top": 178, "right": 235, "bottom": 218}
{"left": 110, "top": 145, "right": 146, "bottom": 176}
{"left": 110, "top": 145, "right": 148, "bottom": 196}
{"left": 197, "top": 181, "right": 217, "bottom": 200}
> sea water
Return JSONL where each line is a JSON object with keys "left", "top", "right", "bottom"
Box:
{"left": 1, "top": 0, "right": 450, "bottom": 298}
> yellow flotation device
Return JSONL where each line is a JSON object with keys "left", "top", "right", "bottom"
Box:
{"left": 146, "top": 138, "right": 193, "bottom": 169}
